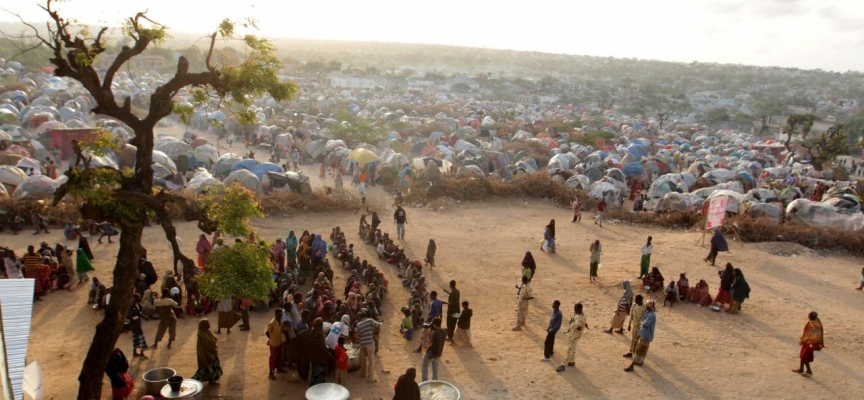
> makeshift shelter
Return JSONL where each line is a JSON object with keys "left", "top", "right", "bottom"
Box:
{"left": 646, "top": 174, "right": 689, "bottom": 199}
{"left": 187, "top": 169, "right": 223, "bottom": 193}
{"left": 746, "top": 203, "right": 783, "bottom": 221}
{"left": 267, "top": 171, "right": 311, "bottom": 194}
{"left": 706, "top": 190, "right": 747, "bottom": 214}
{"left": 212, "top": 153, "right": 243, "bottom": 179}
{"left": 786, "top": 199, "right": 864, "bottom": 231}
{"left": 192, "top": 144, "right": 219, "bottom": 168}
{"left": 223, "top": 169, "right": 260, "bottom": 192}
{"left": 654, "top": 192, "right": 703, "bottom": 213}
{"left": 49, "top": 128, "right": 98, "bottom": 161}
{"left": 0, "top": 165, "right": 28, "bottom": 192}
{"left": 12, "top": 175, "right": 55, "bottom": 198}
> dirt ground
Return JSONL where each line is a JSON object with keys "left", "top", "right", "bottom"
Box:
{"left": 16, "top": 124, "right": 864, "bottom": 399}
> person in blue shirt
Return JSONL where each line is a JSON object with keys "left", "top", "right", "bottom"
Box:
{"left": 428, "top": 291, "right": 443, "bottom": 321}
{"left": 625, "top": 300, "right": 657, "bottom": 372}
{"left": 542, "top": 300, "right": 562, "bottom": 361}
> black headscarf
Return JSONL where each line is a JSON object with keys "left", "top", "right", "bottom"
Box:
{"left": 393, "top": 367, "right": 420, "bottom": 400}
{"left": 547, "top": 219, "right": 556, "bottom": 239}
{"left": 426, "top": 239, "right": 436, "bottom": 258}
{"left": 522, "top": 251, "right": 536, "bottom": 274}
{"left": 78, "top": 235, "right": 94, "bottom": 261}
{"left": 104, "top": 348, "right": 129, "bottom": 389}
{"left": 720, "top": 263, "right": 735, "bottom": 290}
{"left": 730, "top": 268, "right": 751, "bottom": 302}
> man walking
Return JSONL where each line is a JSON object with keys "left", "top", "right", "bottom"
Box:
{"left": 639, "top": 236, "right": 654, "bottom": 279}
{"left": 357, "top": 311, "right": 382, "bottom": 383}
{"left": 443, "top": 280, "right": 460, "bottom": 341}
{"left": 542, "top": 300, "right": 562, "bottom": 361}
{"left": 422, "top": 317, "right": 446, "bottom": 381}
{"left": 394, "top": 205, "right": 408, "bottom": 240}
{"left": 266, "top": 309, "right": 285, "bottom": 380}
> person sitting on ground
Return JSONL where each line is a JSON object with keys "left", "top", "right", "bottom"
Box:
{"left": 64, "top": 223, "right": 79, "bottom": 240}
{"left": 677, "top": 273, "right": 690, "bottom": 302}
{"left": 642, "top": 267, "right": 664, "bottom": 292}
{"left": 687, "top": 279, "right": 713, "bottom": 306}
{"left": 663, "top": 280, "right": 679, "bottom": 307}
{"left": 400, "top": 307, "right": 414, "bottom": 340}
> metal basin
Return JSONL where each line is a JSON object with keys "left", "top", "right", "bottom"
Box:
{"left": 142, "top": 367, "right": 176, "bottom": 396}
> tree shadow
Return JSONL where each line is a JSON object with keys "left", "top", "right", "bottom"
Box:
{"left": 451, "top": 346, "right": 511, "bottom": 399}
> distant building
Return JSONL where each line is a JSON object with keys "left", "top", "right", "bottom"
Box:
{"left": 446, "top": 76, "right": 480, "bottom": 91}
{"left": 326, "top": 71, "right": 377, "bottom": 89}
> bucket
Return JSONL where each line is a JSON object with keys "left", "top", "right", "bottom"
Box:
{"left": 168, "top": 376, "right": 184, "bottom": 392}
{"left": 142, "top": 367, "right": 176, "bottom": 396}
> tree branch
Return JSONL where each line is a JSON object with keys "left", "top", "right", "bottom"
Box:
{"left": 103, "top": 13, "right": 152, "bottom": 92}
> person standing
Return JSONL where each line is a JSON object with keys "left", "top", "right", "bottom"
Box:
{"left": 625, "top": 300, "right": 656, "bottom": 372}
{"left": 192, "top": 319, "right": 223, "bottom": 383}
{"left": 105, "top": 348, "right": 134, "bottom": 400}
{"left": 394, "top": 205, "right": 408, "bottom": 240}
{"left": 4, "top": 250, "right": 23, "bottom": 279}
{"left": 196, "top": 234, "right": 212, "bottom": 269}
{"left": 422, "top": 317, "right": 446, "bottom": 381}
{"left": 424, "top": 239, "right": 437, "bottom": 267}
{"left": 334, "top": 336, "right": 349, "bottom": 386}
{"left": 356, "top": 197, "right": 370, "bottom": 233}
{"left": 638, "top": 236, "right": 653, "bottom": 279}
{"left": 793, "top": 311, "right": 824, "bottom": 376}
{"left": 542, "top": 300, "right": 563, "bottom": 361}
{"left": 571, "top": 197, "right": 581, "bottom": 223}
{"left": 562, "top": 303, "right": 588, "bottom": 370}
{"left": 266, "top": 309, "right": 285, "bottom": 380}
{"left": 127, "top": 294, "right": 148, "bottom": 358}
{"left": 605, "top": 281, "right": 634, "bottom": 334}
{"left": 393, "top": 367, "right": 421, "bottom": 400}
{"left": 728, "top": 268, "right": 751, "bottom": 314}
{"left": 512, "top": 276, "right": 533, "bottom": 331}
{"left": 443, "top": 280, "right": 460, "bottom": 341}
{"left": 239, "top": 298, "right": 253, "bottom": 331}
{"left": 428, "top": 291, "right": 443, "bottom": 321}
{"left": 152, "top": 289, "right": 180, "bottom": 349}
{"left": 595, "top": 199, "right": 606, "bottom": 227}
{"left": 857, "top": 267, "right": 864, "bottom": 290}
{"left": 589, "top": 240, "right": 602, "bottom": 283}
{"left": 623, "top": 295, "right": 647, "bottom": 358}
{"left": 216, "top": 298, "right": 238, "bottom": 335}
{"left": 542, "top": 220, "right": 556, "bottom": 253}
{"left": 521, "top": 252, "right": 536, "bottom": 283}
{"left": 715, "top": 263, "right": 735, "bottom": 308}
{"left": 357, "top": 311, "right": 382, "bottom": 383}
{"left": 704, "top": 229, "right": 729, "bottom": 266}
{"left": 452, "top": 301, "right": 473, "bottom": 347}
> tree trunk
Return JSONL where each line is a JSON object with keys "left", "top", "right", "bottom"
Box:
{"left": 77, "top": 226, "right": 144, "bottom": 400}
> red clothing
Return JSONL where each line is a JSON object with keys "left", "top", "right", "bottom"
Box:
{"left": 597, "top": 201, "right": 607, "bottom": 212}
{"left": 335, "top": 344, "right": 348, "bottom": 370}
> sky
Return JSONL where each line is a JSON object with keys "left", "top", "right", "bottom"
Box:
{"left": 2, "top": 0, "right": 864, "bottom": 72}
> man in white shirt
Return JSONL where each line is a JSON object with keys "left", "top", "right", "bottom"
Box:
{"left": 639, "top": 236, "right": 654, "bottom": 279}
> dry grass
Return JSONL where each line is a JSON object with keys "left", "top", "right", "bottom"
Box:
{"left": 0, "top": 197, "right": 81, "bottom": 226}
{"left": 405, "top": 173, "right": 595, "bottom": 207}
{"left": 257, "top": 191, "right": 355, "bottom": 215}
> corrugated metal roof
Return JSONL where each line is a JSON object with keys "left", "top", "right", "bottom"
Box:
{"left": 0, "top": 279, "right": 35, "bottom": 400}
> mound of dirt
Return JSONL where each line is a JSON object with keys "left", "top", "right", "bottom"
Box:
{"left": 753, "top": 241, "right": 815, "bottom": 257}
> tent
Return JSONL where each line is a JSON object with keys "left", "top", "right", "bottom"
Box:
{"left": 212, "top": 153, "right": 243, "bottom": 179}
{"left": 267, "top": 171, "right": 311, "bottom": 194}
{"left": 230, "top": 159, "right": 260, "bottom": 174}
{"left": 654, "top": 192, "right": 703, "bottom": 212}
{"left": 746, "top": 203, "right": 784, "bottom": 221}
{"left": 786, "top": 199, "right": 864, "bottom": 231}
{"left": 250, "top": 162, "right": 284, "bottom": 179}
{"left": 223, "top": 169, "right": 260, "bottom": 192}
{"left": 12, "top": 175, "right": 55, "bottom": 198}
{"left": 187, "top": 169, "right": 223, "bottom": 193}
{"left": 192, "top": 144, "right": 219, "bottom": 168}
{"left": 0, "top": 165, "right": 28, "bottom": 192}
{"left": 565, "top": 175, "right": 590, "bottom": 190}
{"left": 706, "top": 190, "right": 747, "bottom": 214}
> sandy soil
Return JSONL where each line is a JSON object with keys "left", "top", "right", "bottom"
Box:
{"left": 17, "top": 123, "right": 864, "bottom": 399}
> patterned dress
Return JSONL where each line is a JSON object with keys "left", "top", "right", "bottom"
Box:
{"left": 629, "top": 304, "right": 647, "bottom": 353}
{"left": 566, "top": 313, "right": 588, "bottom": 364}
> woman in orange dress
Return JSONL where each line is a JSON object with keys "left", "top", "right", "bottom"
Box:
{"left": 793, "top": 311, "right": 824, "bottom": 376}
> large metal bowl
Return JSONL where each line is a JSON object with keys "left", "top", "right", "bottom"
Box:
{"left": 142, "top": 367, "right": 176, "bottom": 396}
{"left": 419, "top": 380, "right": 461, "bottom": 400}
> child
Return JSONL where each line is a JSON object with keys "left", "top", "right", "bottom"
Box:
{"left": 663, "top": 280, "right": 679, "bottom": 308}
{"left": 334, "top": 336, "right": 348, "bottom": 386}
{"left": 595, "top": 199, "right": 607, "bottom": 227}
{"left": 400, "top": 307, "right": 414, "bottom": 340}
{"left": 413, "top": 322, "right": 432, "bottom": 353}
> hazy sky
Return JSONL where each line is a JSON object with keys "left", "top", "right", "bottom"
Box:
{"left": 2, "top": 0, "right": 864, "bottom": 72}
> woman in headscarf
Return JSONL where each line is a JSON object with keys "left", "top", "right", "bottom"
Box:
{"left": 105, "top": 348, "right": 134, "bottom": 400}
{"left": 793, "top": 311, "right": 824, "bottom": 376}
{"left": 371, "top": 211, "right": 381, "bottom": 234}
{"left": 704, "top": 229, "right": 729, "bottom": 266}
{"left": 677, "top": 273, "right": 690, "bottom": 302}
{"left": 192, "top": 319, "right": 223, "bottom": 383}
{"left": 272, "top": 237, "right": 286, "bottom": 272}
{"left": 521, "top": 251, "right": 536, "bottom": 283}
{"left": 35, "top": 256, "right": 52, "bottom": 296}
{"left": 589, "top": 240, "right": 602, "bottom": 283}
{"left": 75, "top": 248, "right": 95, "bottom": 283}
{"left": 714, "top": 263, "right": 735, "bottom": 307}
{"left": 78, "top": 234, "right": 94, "bottom": 261}
{"left": 687, "top": 279, "right": 712, "bottom": 306}
{"left": 625, "top": 300, "right": 656, "bottom": 371}
{"left": 286, "top": 230, "right": 298, "bottom": 266}
{"left": 311, "top": 234, "right": 327, "bottom": 264}
{"left": 196, "top": 234, "right": 212, "bottom": 269}
{"left": 605, "top": 281, "right": 633, "bottom": 334}
{"left": 298, "top": 235, "right": 311, "bottom": 277}
{"left": 127, "top": 293, "right": 148, "bottom": 358}
{"left": 424, "top": 239, "right": 436, "bottom": 267}
{"left": 728, "top": 268, "right": 750, "bottom": 314}
{"left": 393, "top": 367, "right": 420, "bottom": 400}
{"left": 642, "top": 266, "right": 664, "bottom": 292}
{"left": 543, "top": 219, "right": 556, "bottom": 253}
